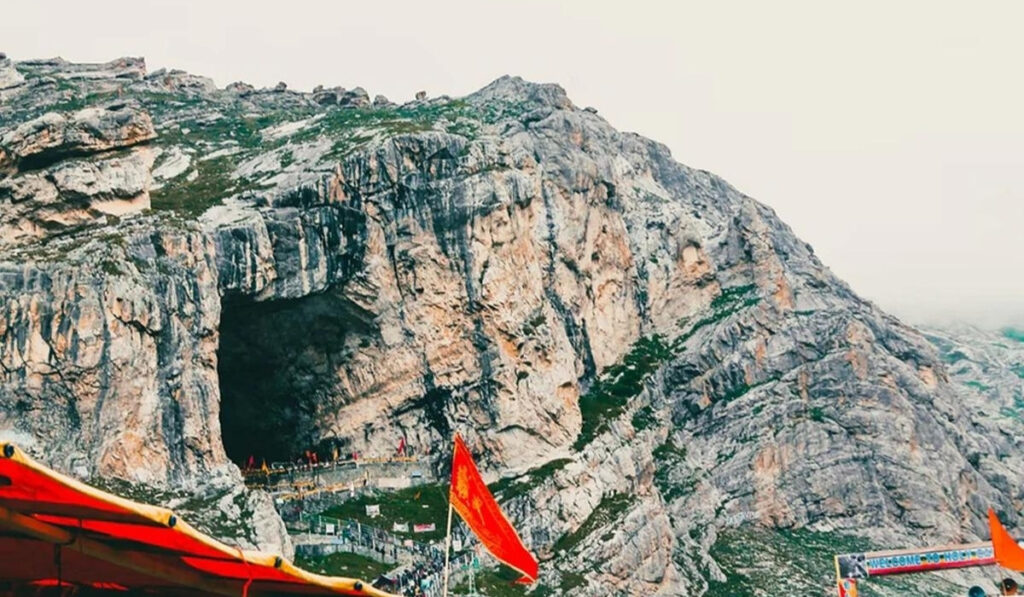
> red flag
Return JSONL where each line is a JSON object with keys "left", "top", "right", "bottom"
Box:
{"left": 449, "top": 434, "right": 539, "bottom": 582}
{"left": 989, "top": 508, "right": 1024, "bottom": 571}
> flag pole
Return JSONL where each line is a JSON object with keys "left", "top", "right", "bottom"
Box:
{"left": 442, "top": 498, "right": 454, "bottom": 597}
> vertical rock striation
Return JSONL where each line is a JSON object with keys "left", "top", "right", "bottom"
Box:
{"left": 0, "top": 56, "right": 1019, "bottom": 593}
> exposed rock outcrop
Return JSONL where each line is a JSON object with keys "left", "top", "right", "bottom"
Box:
{"left": 0, "top": 56, "right": 1018, "bottom": 595}
{"left": 0, "top": 100, "right": 156, "bottom": 246}
{"left": 0, "top": 100, "right": 154, "bottom": 173}
{"left": 145, "top": 68, "right": 217, "bottom": 94}
{"left": 0, "top": 55, "right": 25, "bottom": 91}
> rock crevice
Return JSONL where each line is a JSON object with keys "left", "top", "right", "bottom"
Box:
{"left": 0, "top": 57, "right": 1018, "bottom": 593}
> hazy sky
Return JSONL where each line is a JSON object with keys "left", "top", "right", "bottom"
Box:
{"left": 3, "top": 1, "right": 1022, "bottom": 327}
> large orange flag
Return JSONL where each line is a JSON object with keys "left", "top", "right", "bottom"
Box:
{"left": 989, "top": 508, "right": 1024, "bottom": 571}
{"left": 449, "top": 434, "right": 539, "bottom": 582}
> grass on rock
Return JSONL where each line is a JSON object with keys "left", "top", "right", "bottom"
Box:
{"left": 574, "top": 335, "right": 673, "bottom": 450}
{"left": 452, "top": 564, "right": 557, "bottom": 597}
{"left": 574, "top": 284, "right": 763, "bottom": 450}
{"left": 294, "top": 551, "right": 392, "bottom": 579}
{"left": 705, "top": 526, "right": 958, "bottom": 597}
{"left": 321, "top": 483, "right": 449, "bottom": 541}
{"left": 553, "top": 493, "right": 631, "bottom": 555}
{"left": 488, "top": 458, "right": 572, "bottom": 502}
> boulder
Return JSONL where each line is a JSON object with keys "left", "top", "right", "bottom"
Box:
{"left": 145, "top": 68, "right": 216, "bottom": 93}
{"left": 225, "top": 81, "right": 255, "bottom": 96}
{"left": 312, "top": 86, "right": 343, "bottom": 105}
{"left": 0, "top": 55, "right": 24, "bottom": 91}
{"left": 0, "top": 100, "right": 155, "bottom": 172}
{"left": 338, "top": 87, "right": 370, "bottom": 108}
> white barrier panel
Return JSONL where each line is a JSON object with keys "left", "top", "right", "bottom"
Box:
{"left": 377, "top": 476, "right": 412, "bottom": 490}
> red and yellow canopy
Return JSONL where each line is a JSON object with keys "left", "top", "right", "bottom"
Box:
{"left": 0, "top": 443, "right": 397, "bottom": 597}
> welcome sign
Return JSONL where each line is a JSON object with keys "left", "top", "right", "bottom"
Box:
{"left": 836, "top": 542, "right": 995, "bottom": 578}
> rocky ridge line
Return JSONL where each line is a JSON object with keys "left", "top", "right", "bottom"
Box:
{"left": 2, "top": 55, "right": 1021, "bottom": 595}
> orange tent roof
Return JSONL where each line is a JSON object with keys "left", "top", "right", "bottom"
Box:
{"left": 0, "top": 443, "right": 397, "bottom": 597}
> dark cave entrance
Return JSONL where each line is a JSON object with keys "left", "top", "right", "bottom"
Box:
{"left": 216, "top": 290, "right": 371, "bottom": 467}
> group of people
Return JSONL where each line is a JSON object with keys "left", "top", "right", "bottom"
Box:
{"left": 373, "top": 558, "right": 441, "bottom": 596}
{"left": 243, "top": 437, "right": 419, "bottom": 475}
{"left": 243, "top": 448, "right": 359, "bottom": 473}
{"left": 373, "top": 551, "right": 472, "bottom": 597}
{"left": 298, "top": 513, "right": 473, "bottom": 597}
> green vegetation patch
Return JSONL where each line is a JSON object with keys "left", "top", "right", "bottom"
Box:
{"left": 322, "top": 483, "right": 449, "bottom": 541}
{"left": 553, "top": 493, "right": 632, "bottom": 555}
{"left": 489, "top": 458, "right": 572, "bottom": 502}
{"left": 717, "top": 381, "right": 754, "bottom": 405}
{"left": 292, "top": 99, "right": 479, "bottom": 145}
{"left": 144, "top": 97, "right": 483, "bottom": 216}
{"left": 653, "top": 438, "right": 691, "bottom": 502}
{"left": 631, "top": 405, "right": 657, "bottom": 431}
{"left": 1002, "top": 328, "right": 1024, "bottom": 344}
{"left": 574, "top": 335, "right": 673, "bottom": 450}
{"left": 5, "top": 80, "right": 124, "bottom": 120}
{"left": 152, "top": 102, "right": 298, "bottom": 151}
{"left": 559, "top": 571, "right": 587, "bottom": 592}
{"left": 674, "top": 284, "right": 760, "bottom": 347}
{"left": 473, "top": 99, "right": 537, "bottom": 125}
{"left": 964, "top": 380, "right": 992, "bottom": 393}
{"left": 999, "top": 392, "right": 1024, "bottom": 423}
{"left": 705, "top": 526, "right": 950, "bottom": 597}
{"left": 942, "top": 350, "right": 969, "bottom": 365}
{"left": 294, "top": 551, "right": 392, "bottom": 579}
{"left": 653, "top": 438, "right": 687, "bottom": 463}
{"left": 574, "top": 285, "right": 763, "bottom": 450}
{"left": 149, "top": 155, "right": 240, "bottom": 215}
{"left": 452, "top": 564, "right": 556, "bottom": 597}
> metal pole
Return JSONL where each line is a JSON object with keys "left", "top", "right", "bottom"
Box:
{"left": 442, "top": 500, "right": 454, "bottom": 597}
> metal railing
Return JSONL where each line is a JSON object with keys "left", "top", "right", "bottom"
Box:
{"left": 301, "top": 513, "right": 442, "bottom": 554}
{"left": 243, "top": 456, "right": 424, "bottom": 482}
{"left": 295, "top": 513, "right": 479, "bottom": 597}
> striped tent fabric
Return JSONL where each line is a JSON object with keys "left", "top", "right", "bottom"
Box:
{"left": 0, "top": 443, "right": 397, "bottom": 597}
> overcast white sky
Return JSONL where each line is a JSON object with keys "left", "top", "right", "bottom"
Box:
{"left": 3, "top": 1, "right": 1022, "bottom": 328}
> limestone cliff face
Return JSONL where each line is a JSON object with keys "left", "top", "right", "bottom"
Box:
{"left": 1, "top": 55, "right": 1020, "bottom": 594}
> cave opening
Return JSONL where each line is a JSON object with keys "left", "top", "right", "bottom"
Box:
{"left": 216, "top": 290, "right": 370, "bottom": 467}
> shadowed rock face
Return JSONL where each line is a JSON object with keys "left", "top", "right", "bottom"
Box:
{"left": 1, "top": 56, "right": 1021, "bottom": 594}
{"left": 0, "top": 100, "right": 155, "bottom": 172}
{"left": 217, "top": 290, "right": 377, "bottom": 463}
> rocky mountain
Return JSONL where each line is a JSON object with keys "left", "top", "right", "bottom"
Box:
{"left": 922, "top": 326, "right": 1024, "bottom": 404}
{"left": 1, "top": 54, "right": 1021, "bottom": 595}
